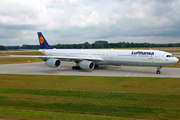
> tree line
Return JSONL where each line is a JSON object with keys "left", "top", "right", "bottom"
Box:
{"left": 1, "top": 41, "right": 180, "bottom": 50}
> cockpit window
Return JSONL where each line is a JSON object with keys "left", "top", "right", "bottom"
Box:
{"left": 166, "top": 55, "right": 174, "bottom": 57}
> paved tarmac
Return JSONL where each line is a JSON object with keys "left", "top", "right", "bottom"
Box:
{"left": 0, "top": 62, "right": 180, "bottom": 77}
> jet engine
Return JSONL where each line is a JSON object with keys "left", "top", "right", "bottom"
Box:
{"left": 45, "top": 59, "right": 61, "bottom": 68}
{"left": 79, "top": 60, "right": 95, "bottom": 70}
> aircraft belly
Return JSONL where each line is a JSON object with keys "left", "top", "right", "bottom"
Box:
{"left": 104, "top": 59, "right": 171, "bottom": 67}
{"left": 94, "top": 60, "right": 109, "bottom": 65}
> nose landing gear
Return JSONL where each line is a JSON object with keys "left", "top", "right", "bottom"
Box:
{"left": 156, "top": 70, "right": 161, "bottom": 74}
{"left": 156, "top": 66, "right": 162, "bottom": 74}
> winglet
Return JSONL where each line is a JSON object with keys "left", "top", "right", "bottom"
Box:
{"left": 37, "top": 32, "right": 52, "bottom": 49}
{"left": 2, "top": 51, "right": 9, "bottom": 56}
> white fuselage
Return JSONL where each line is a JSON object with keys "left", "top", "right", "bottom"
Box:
{"left": 40, "top": 49, "right": 178, "bottom": 67}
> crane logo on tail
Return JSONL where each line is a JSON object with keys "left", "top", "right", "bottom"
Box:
{"left": 39, "top": 36, "right": 44, "bottom": 44}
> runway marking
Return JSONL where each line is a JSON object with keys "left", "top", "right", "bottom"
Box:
{"left": 139, "top": 67, "right": 146, "bottom": 77}
{"left": 126, "top": 67, "right": 136, "bottom": 77}
{"left": 134, "top": 67, "right": 142, "bottom": 76}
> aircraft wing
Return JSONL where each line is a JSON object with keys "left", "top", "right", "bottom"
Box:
{"left": 46, "top": 56, "right": 103, "bottom": 61}
{"left": 2, "top": 52, "right": 103, "bottom": 61}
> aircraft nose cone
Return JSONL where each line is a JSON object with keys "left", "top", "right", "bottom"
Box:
{"left": 176, "top": 58, "right": 179, "bottom": 62}
{"left": 174, "top": 57, "right": 179, "bottom": 63}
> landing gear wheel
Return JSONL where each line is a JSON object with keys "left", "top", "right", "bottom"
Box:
{"left": 72, "top": 66, "right": 75, "bottom": 70}
{"left": 156, "top": 70, "right": 161, "bottom": 74}
{"left": 76, "top": 66, "right": 81, "bottom": 69}
{"left": 95, "top": 65, "right": 99, "bottom": 69}
{"left": 72, "top": 66, "right": 81, "bottom": 70}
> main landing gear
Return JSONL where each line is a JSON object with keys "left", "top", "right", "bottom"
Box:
{"left": 156, "top": 66, "right": 162, "bottom": 74}
{"left": 72, "top": 66, "right": 81, "bottom": 70}
{"left": 72, "top": 62, "right": 81, "bottom": 70}
{"left": 95, "top": 65, "right": 99, "bottom": 68}
{"left": 72, "top": 64, "right": 99, "bottom": 70}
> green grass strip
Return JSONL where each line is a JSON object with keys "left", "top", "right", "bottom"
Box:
{"left": 0, "top": 88, "right": 180, "bottom": 100}
{"left": 0, "top": 57, "right": 42, "bottom": 64}
{"left": 0, "top": 108, "right": 130, "bottom": 120}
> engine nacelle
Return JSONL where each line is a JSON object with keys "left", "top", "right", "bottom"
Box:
{"left": 45, "top": 59, "right": 61, "bottom": 68}
{"left": 79, "top": 60, "right": 95, "bottom": 70}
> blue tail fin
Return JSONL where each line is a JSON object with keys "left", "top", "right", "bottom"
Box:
{"left": 37, "top": 32, "right": 52, "bottom": 49}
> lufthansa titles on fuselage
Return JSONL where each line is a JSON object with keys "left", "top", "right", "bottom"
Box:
{"left": 131, "top": 51, "right": 154, "bottom": 55}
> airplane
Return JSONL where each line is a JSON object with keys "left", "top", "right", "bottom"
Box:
{"left": 3, "top": 32, "right": 179, "bottom": 74}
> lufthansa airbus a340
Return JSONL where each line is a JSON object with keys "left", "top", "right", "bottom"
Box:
{"left": 5, "top": 32, "right": 179, "bottom": 74}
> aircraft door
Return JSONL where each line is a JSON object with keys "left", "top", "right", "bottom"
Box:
{"left": 109, "top": 51, "right": 114, "bottom": 60}
{"left": 155, "top": 52, "right": 160, "bottom": 60}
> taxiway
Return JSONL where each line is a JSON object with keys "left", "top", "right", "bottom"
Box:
{"left": 0, "top": 62, "right": 180, "bottom": 77}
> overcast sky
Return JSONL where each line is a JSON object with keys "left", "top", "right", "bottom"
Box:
{"left": 0, "top": 0, "right": 180, "bottom": 46}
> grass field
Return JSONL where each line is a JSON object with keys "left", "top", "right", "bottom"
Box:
{"left": 0, "top": 57, "right": 42, "bottom": 64}
{"left": 0, "top": 74, "right": 180, "bottom": 119}
{"left": 0, "top": 108, "right": 130, "bottom": 120}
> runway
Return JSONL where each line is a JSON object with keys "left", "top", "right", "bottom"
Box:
{"left": 0, "top": 62, "right": 180, "bottom": 77}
